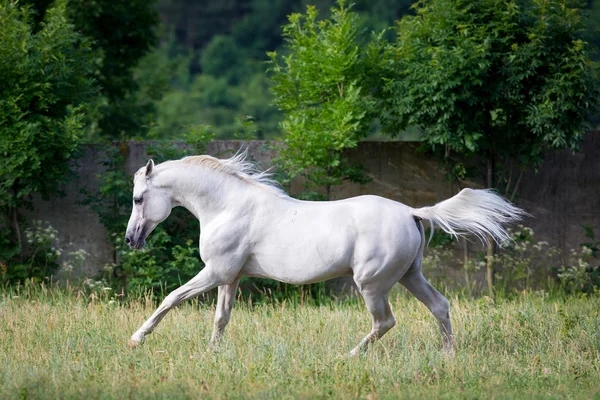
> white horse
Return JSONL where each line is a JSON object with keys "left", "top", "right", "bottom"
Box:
{"left": 125, "top": 152, "right": 525, "bottom": 354}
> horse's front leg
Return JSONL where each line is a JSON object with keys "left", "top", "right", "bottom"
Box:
{"left": 128, "top": 267, "right": 224, "bottom": 348}
{"left": 208, "top": 278, "right": 240, "bottom": 349}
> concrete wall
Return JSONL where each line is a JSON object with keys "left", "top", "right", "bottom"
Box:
{"left": 26, "top": 135, "right": 600, "bottom": 278}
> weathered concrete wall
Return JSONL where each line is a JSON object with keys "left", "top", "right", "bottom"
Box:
{"left": 26, "top": 135, "right": 600, "bottom": 278}
{"left": 517, "top": 133, "right": 600, "bottom": 256}
{"left": 26, "top": 145, "right": 115, "bottom": 278}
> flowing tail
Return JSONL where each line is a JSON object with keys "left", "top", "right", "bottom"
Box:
{"left": 411, "top": 188, "right": 528, "bottom": 246}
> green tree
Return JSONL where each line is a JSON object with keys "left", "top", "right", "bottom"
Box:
{"left": 131, "top": 36, "right": 193, "bottom": 138}
{"left": 65, "top": 0, "right": 160, "bottom": 139}
{"left": 268, "top": 0, "right": 378, "bottom": 199}
{"left": 149, "top": 0, "right": 418, "bottom": 141}
{"left": 0, "top": 1, "right": 96, "bottom": 262}
{"left": 200, "top": 35, "right": 256, "bottom": 85}
{"left": 380, "top": 0, "right": 599, "bottom": 294}
{"left": 19, "top": 0, "right": 160, "bottom": 140}
{"left": 586, "top": 0, "right": 600, "bottom": 61}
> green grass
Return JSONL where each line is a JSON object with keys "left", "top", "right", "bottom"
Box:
{"left": 1, "top": 286, "right": 599, "bottom": 399}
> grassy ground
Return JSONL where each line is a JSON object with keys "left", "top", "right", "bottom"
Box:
{"left": 1, "top": 286, "right": 599, "bottom": 399}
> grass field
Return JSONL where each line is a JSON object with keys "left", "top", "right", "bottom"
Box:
{"left": 1, "top": 286, "right": 599, "bottom": 399}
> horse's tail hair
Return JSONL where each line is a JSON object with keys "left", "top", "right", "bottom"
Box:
{"left": 411, "top": 188, "right": 528, "bottom": 247}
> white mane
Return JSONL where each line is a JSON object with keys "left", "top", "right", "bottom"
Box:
{"left": 178, "top": 150, "right": 287, "bottom": 197}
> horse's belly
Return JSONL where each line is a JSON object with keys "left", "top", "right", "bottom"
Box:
{"left": 241, "top": 245, "right": 353, "bottom": 285}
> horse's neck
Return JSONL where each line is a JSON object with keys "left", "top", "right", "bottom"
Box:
{"left": 161, "top": 164, "right": 266, "bottom": 225}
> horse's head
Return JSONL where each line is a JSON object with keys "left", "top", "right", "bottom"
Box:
{"left": 125, "top": 159, "right": 173, "bottom": 249}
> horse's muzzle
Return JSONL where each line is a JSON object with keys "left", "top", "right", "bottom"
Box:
{"left": 125, "top": 221, "right": 148, "bottom": 250}
{"left": 125, "top": 234, "right": 146, "bottom": 250}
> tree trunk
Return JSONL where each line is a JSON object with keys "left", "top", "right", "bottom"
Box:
{"left": 11, "top": 207, "right": 22, "bottom": 257}
{"left": 454, "top": 179, "right": 470, "bottom": 291}
{"left": 463, "top": 238, "right": 470, "bottom": 289}
{"left": 486, "top": 158, "right": 495, "bottom": 297}
{"left": 509, "top": 171, "right": 523, "bottom": 202}
{"left": 112, "top": 193, "right": 118, "bottom": 264}
{"left": 486, "top": 238, "right": 494, "bottom": 297}
{"left": 326, "top": 164, "right": 332, "bottom": 201}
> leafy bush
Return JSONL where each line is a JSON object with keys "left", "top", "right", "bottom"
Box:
{"left": 556, "top": 226, "right": 600, "bottom": 294}
{"left": 490, "top": 226, "right": 560, "bottom": 293}
{"left": 1, "top": 221, "right": 89, "bottom": 285}
{"left": 421, "top": 225, "right": 599, "bottom": 296}
{"left": 0, "top": 1, "right": 96, "bottom": 278}
{"left": 65, "top": 0, "right": 160, "bottom": 140}
{"left": 108, "top": 231, "right": 202, "bottom": 296}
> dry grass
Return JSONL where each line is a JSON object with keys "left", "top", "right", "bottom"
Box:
{"left": 1, "top": 286, "right": 599, "bottom": 399}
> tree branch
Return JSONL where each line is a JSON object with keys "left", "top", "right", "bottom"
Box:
{"left": 509, "top": 170, "right": 523, "bottom": 202}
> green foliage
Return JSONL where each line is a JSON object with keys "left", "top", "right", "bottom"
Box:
{"left": 1, "top": 221, "right": 61, "bottom": 284}
{"left": 585, "top": 0, "right": 600, "bottom": 64}
{"left": 19, "top": 0, "right": 162, "bottom": 140}
{"left": 230, "top": 0, "right": 296, "bottom": 54}
{"left": 200, "top": 35, "right": 255, "bottom": 85}
{"left": 425, "top": 228, "right": 455, "bottom": 248}
{"left": 233, "top": 116, "right": 260, "bottom": 140}
{"left": 65, "top": 0, "right": 160, "bottom": 139}
{"left": 381, "top": 0, "right": 600, "bottom": 186}
{"left": 379, "top": 0, "right": 599, "bottom": 297}
{"left": 268, "top": 0, "right": 378, "bottom": 198}
{"left": 489, "top": 226, "right": 561, "bottom": 294}
{"left": 557, "top": 225, "right": 600, "bottom": 293}
{"left": 422, "top": 225, "right": 600, "bottom": 296}
{"left": 131, "top": 37, "right": 193, "bottom": 139}
{"left": 352, "top": 0, "right": 414, "bottom": 35}
{"left": 148, "top": 66, "right": 281, "bottom": 140}
{"left": 81, "top": 145, "right": 132, "bottom": 237}
{"left": 0, "top": 1, "right": 96, "bottom": 272}
{"left": 0, "top": 221, "right": 89, "bottom": 285}
{"left": 137, "top": 0, "right": 423, "bottom": 141}
{"left": 110, "top": 231, "right": 202, "bottom": 296}
{"left": 580, "top": 224, "right": 600, "bottom": 257}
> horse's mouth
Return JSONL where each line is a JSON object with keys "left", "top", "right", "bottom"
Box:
{"left": 130, "top": 239, "right": 146, "bottom": 250}
{"left": 128, "top": 226, "right": 147, "bottom": 250}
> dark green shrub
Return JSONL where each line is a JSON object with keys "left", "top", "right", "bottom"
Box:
{"left": 0, "top": 1, "right": 96, "bottom": 281}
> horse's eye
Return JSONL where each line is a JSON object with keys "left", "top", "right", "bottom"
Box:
{"left": 134, "top": 197, "right": 143, "bottom": 205}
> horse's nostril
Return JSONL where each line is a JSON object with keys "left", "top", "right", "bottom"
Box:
{"left": 125, "top": 236, "right": 131, "bottom": 245}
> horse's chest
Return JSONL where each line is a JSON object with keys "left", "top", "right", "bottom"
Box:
{"left": 199, "top": 224, "right": 249, "bottom": 261}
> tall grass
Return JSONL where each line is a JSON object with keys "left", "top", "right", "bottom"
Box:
{"left": 1, "top": 284, "right": 599, "bottom": 399}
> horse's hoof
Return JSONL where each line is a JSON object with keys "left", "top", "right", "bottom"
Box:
{"left": 348, "top": 349, "right": 361, "bottom": 358}
{"left": 128, "top": 339, "right": 143, "bottom": 348}
{"left": 442, "top": 347, "right": 455, "bottom": 357}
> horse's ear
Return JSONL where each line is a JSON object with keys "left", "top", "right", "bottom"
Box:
{"left": 145, "top": 159, "right": 154, "bottom": 177}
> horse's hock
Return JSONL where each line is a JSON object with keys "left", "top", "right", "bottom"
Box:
{"left": 25, "top": 134, "right": 600, "bottom": 282}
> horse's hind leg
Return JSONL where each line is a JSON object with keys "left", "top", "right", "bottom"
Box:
{"left": 349, "top": 290, "right": 396, "bottom": 356}
{"left": 399, "top": 269, "right": 453, "bottom": 353}
{"left": 208, "top": 279, "right": 240, "bottom": 349}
